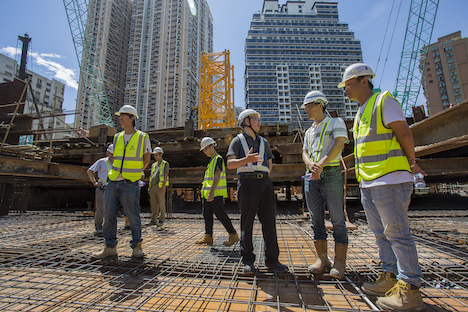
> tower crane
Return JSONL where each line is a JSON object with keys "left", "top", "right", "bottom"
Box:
{"left": 393, "top": 0, "right": 439, "bottom": 117}
{"left": 63, "top": 0, "right": 113, "bottom": 127}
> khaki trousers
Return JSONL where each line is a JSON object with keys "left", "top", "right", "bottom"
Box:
{"left": 149, "top": 185, "right": 166, "bottom": 223}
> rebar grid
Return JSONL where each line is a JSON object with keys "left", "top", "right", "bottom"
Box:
{"left": 0, "top": 211, "right": 467, "bottom": 311}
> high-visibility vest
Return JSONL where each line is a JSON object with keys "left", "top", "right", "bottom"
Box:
{"left": 201, "top": 154, "right": 228, "bottom": 199}
{"left": 307, "top": 117, "right": 341, "bottom": 168}
{"left": 98, "top": 158, "right": 111, "bottom": 186}
{"left": 353, "top": 91, "right": 411, "bottom": 182}
{"left": 108, "top": 130, "right": 148, "bottom": 182}
{"left": 236, "top": 133, "right": 270, "bottom": 174}
{"left": 150, "top": 160, "right": 169, "bottom": 188}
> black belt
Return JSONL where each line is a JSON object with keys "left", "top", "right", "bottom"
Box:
{"left": 240, "top": 173, "right": 268, "bottom": 179}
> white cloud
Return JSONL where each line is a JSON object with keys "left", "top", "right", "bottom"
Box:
{"left": 0, "top": 46, "right": 78, "bottom": 90}
{"left": 353, "top": 2, "right": 392, "bottom": 31}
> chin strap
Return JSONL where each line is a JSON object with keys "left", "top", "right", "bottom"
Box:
{"left": 243, "top": 116, "right": 258, "bottom": 134}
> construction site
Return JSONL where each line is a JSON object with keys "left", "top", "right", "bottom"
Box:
{"left": 1, "top": 0, "right": 468, "bottom": 311}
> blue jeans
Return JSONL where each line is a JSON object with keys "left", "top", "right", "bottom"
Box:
{"left": 361, "top": 182, "right": 422, "bottom": 287}
{"left": 304, "top": 166, "right": 348, "bottom": 245}
{"left": 103, "top": 180, "right": 142, "bottom": 249}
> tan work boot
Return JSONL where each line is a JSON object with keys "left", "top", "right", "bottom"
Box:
{"left": 308, "top": 240, "right": 331, "bottom": 274}
{"left": 92, "top": 246, "right": 117, "bottom": 259}
{"left": 223, "top": 233, "right": 240, "bottom": 246}
{"left": 362, "top": 272, "right": 397, "bottom": 296}
{"left": 330, "top": 243, "right": 347, "bottom": 279}
{"left": 196, "top": 234, "right": 213, "bottom": 245}
{"left": 132, "top": 242, "right": 145, "bottom": 258}
{"left": 376, "top": 280, "right": 426, "bottom": 311}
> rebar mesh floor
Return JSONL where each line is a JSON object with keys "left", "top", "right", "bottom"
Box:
{"left": 1, "top": 211, "right": 467, "bottom": 311}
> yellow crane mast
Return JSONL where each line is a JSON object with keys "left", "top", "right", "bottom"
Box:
{"left": 198, "top": 50, "right": 235, "bottom": 129}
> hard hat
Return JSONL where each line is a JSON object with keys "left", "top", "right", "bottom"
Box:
{"left": 338, "top": 63, "right": 375, "bottom": 88}
{"left": 115, "top": 105, "right": 139, "bottom": 119}
{"left": 301, "top": 91, "right": 328, "bottom": 108}
{"left": 200, "top": 137, "right": 216, "bottom": 151}
{"left": 153, "top": 146, "right": 164, "bottom": 154}
{"left": 238, "top": 109, "right": 260, "bottom": 126}
{"left": 106, "top": 144, "right": 114, "bottom": 154}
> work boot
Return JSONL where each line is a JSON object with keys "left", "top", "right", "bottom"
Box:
{"left": 376, "top": 280, "right": 426, "bottom": 311}
{"left": 330, "top": 243, "right": 348, "bottom": 279}
{"left": 132, "top": 243, "right": 145, "bottom": 258}
{"left": 362, "top": 272, "right": 397, "bottom": 296}
{"left": 124, "top": 216, "right": 130, "bottom": 229}
{"left": 196, "top": 234, "right": 213, "bottom": 245}
{"left": 223, "top": 233, "right": 240, "bottom": 246}
{"left": 308, "top": 240, "right": 331, "bottom": 274}
{"left": 92, "top": 246, "right": 117, "bottom": 259}
{"left": 266, "top": 261, "right": 289, "bottom": 273}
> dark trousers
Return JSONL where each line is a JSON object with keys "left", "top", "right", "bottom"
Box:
{"left": 202, "top": 196, "right": 236, "bottom": 235}
{"left": 237, "top": 176, "right": 279, "bottom": 265}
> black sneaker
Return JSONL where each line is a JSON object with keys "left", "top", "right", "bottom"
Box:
{"left": 266, "top": 261, "right": 288, "bottom": 273}
{"left": 242, "top": 263, "right": 255, "bottom": 275}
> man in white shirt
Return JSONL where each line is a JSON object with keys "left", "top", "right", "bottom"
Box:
{"left": 87, "top": 144, "right": 114, "bottom": 236}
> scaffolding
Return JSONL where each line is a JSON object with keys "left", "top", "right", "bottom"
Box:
{"left": 198, "top": 50, "right": 235, "bottom": 130}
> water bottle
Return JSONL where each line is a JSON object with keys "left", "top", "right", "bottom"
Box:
{"left": 413, "top": 172, "right": 426, "bottom": 188}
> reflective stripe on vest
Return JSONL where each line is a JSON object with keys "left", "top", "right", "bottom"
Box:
{"left": 236, "top": 133, "right": 270, "bottom": 174}
{"left": 201, "top": 154, "right": 228, "bottom": 199}
{"left": 307, "top": 118, "right": 341, "bottom": 169}
{"left": 108, "top": 130, "right": 147, "bottom": 182}
{"left": 353, "top": 91, "right": 411, "bottom": 182}
{"left": 150, "top": 160, "right": 169, "bottom": 188}
{"left": 98, "top": 159, "right": 111, "bottom": 185}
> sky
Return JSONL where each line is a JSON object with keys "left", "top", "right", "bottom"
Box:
{"left": 1, "top": 0, "right": 467, "bottom": 123}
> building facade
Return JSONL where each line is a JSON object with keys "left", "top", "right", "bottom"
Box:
{"left": 422, "top": 31, "right": 468, "bottom": 116}
{"left": 0, "top": 53, "right": 66, "bottom": 141}
{"left": 245, "top": 0, "right": 363, "bottom": 128}
{"left": 75, "top": 0, "right": 133, "bottom": 130}
{"left": 124, "top": 0, "right": 213, "bottom": 131}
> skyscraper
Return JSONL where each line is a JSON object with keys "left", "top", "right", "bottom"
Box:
{"left": 74, "top": 0, "right": 133, "bottom": 130}
{"left": 124, "top": 0, "right": 213, "bottom": 131}
{"left": 245, "top": 0, "right": 363, "bottom": 128}
{"left": 422, "top": 31, "right": 468, "bottom": 116}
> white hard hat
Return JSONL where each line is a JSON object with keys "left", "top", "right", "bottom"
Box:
{"left": 200, "top": 137, "right": 216, "bottom": 151}
{"left": 238, "top": 109, "right": 260, "bottom": 126}
{"left": 115, "top": 105, "right": 139, "bottom": 119}
{"left": 153, "top": 146, "right": 164, "bottom": 154}
{"left": 301, "top": 91, "right": 328, "bottom": 108}
{"left": 106, "top": 144, "right": 114, "bottom": 153}
{"left": 338, "top": 63, "right": 375, "bottom": 88}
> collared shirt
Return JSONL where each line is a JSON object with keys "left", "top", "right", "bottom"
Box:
{"left": 150, "top": 160, "right": 170, "bottom": 187}
{"left": 88, "top": 157, "right": 110, "bottom": 182}
{"left": 303, "top": 116, "right": 348, "bottom": 165}
{"left": 227, "top": 132, "right": 274, "bottom": 160}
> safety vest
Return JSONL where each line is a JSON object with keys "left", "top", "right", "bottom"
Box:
{"left": 353, "top": 91, "right": 411, "bottom": 182}
{"left": 201, "top": 154, "right": 228, "bottom": 199}
{"left": 307, "top": 117, "right": 341, "bottom": 169}
{"left": 236, "top": 133, "right": 270, "bottom": 174}
{"left": 108, "top": 130, "right": 148, "bottom": 182}
{"left": 150, "top": 160, "right": 169, "bottom": 188}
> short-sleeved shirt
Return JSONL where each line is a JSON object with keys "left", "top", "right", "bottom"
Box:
{"left": 227, "top": 132, "right": 274, "bottom": 160}
{"left": 88, "top": 157, "right": 110, "bottom": 183}
{"left": 357, "top": 93, "right": 413, "bottom": 188}
{"left": 302, "top": 116, "right": 348, "bottom": 165}
{"left": 114, "top": 131, "right": 152, "bottom": 181}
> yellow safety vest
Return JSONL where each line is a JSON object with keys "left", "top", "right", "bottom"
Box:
{"left": 353, "top": 91, "right": 411, "bottom": 182}
{"left": 150, "top": 160, "right": 169, "bottom": 188}
{"left": 201, "top": 154, "right": 228, "bottom": 199}
{"left": 307, "top": 118, "right": 341, "bottom": 167}
{"left": 108, "top": 130, "right": 148, "bottom": 182}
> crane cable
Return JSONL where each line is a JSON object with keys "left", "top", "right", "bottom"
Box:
{"left": 375, "top": 0, "right": 403, "bottom": 87}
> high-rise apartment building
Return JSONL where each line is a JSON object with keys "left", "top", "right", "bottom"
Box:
{"left": 75, "top": 0, "right": 133, "bottom": 130}
{"left": 0, "top": 53, "right": 66, "bottom": 141}
{"left": 245, "top": 0, "right": 363, "bottom": 128}
{"left": 124, "top": 0, "right": 213, "bottom": 131}
{"left": 422, "top": 31, "right": 468, "bottom": 116}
